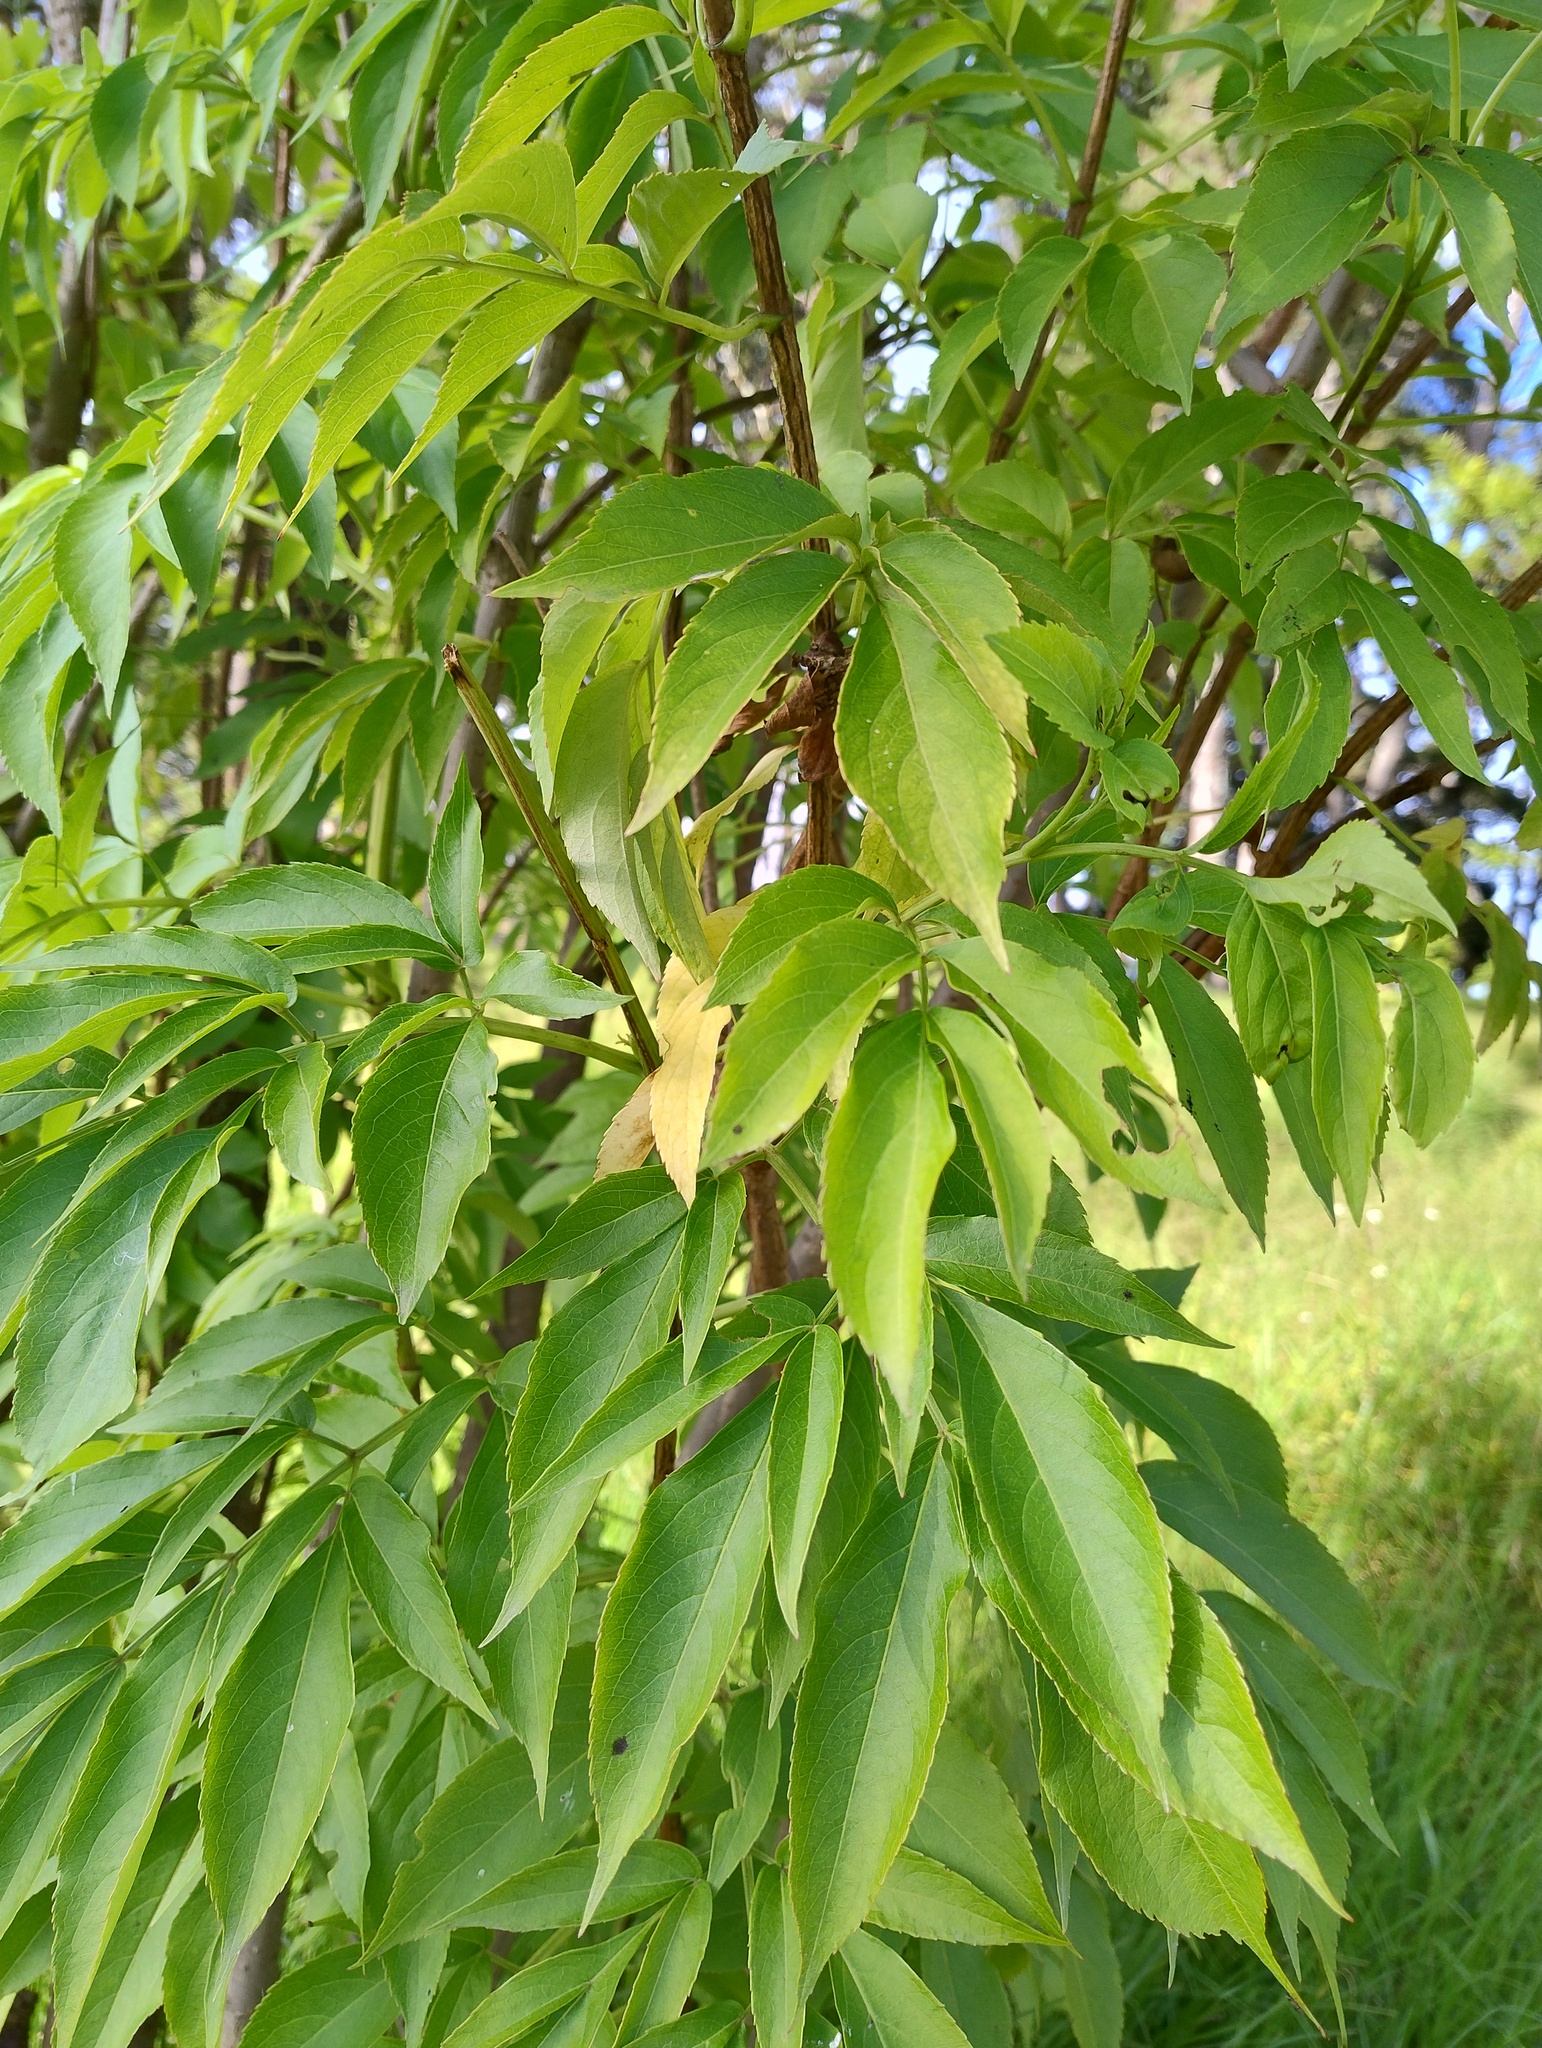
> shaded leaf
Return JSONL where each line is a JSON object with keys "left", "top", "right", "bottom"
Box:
{"left": 1143, "top": 1460, "right": 1393, "bottom": 1690}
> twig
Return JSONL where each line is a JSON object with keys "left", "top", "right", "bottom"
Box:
{"left": 478, "top": 839, "right": 533, "bottom": 922}
{"left": 1295, "top": 734, "right": 1505, "bottom": 848}
{"left": 1256, "top": 691, "right": 1411, "bottom": 876}
{"left": 1347, "top": 288, "right": 1475, "bottom": 438}
{"left": 278, "top": 186, "right": 364, "bottom": 306}
{"left": 1106, "top": 622, "right": 1255, "bottom": 915}
{"left": 1167, "top": 593, "right": 1230, "bottom": 707}
{"left": 1255, "top": 541, "right": 1542, "bottom": 876}
{"left": 531, "top": 390, "right": 779, "bottom": 560}
{"left": 986, "top": 0, "right": 1137, "bottom": 464}
{"left": 702, "top": 3, "right": 821, "bottom": 491}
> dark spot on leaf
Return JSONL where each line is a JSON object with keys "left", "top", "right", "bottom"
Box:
{"left": 612, "top": 1735, "right": 628, "bottom": 1755}
{"left": 1122, "top": 1289, "right": 1134, "bottom": 1300}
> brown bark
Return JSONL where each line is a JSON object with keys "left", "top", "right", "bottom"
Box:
{"left": 29, "top": 234, "right": 97, "bottom": 472}
{"left": 448, "top": 1275, "right": 544, "bottom": 1509}
{"left": 1304, "top": 732, "right": 1505, "bottom": 844}
{"left": 203, "top": 527, "right": 263, "bottom": 812}
{"left": 1278, "top": 269, "right": 1360, "bottom": 397}
{"left": 1501, "top": 551, "right": 1542, "bottom": 609}
{"left": 1181, "top": 546, "right": 1542, "bottom": 976}
{"left": 1106, "top": 623, "right": 1256, "bottom": 915}
{"left": 663, "top": 266, "right": 695, "bottom": 487}
{"left": 450, "top": 978, "right": 601, "bottom": 1497}
{"left": 741, "top": 1158, "right": 790, "bottom": 1293}
{"left": 270, "top": 80, "right": 296, "bottom": 272}
{"left": 28, "top": 0, "right": 110, "bottom": 469}
{"left": 1249, "top": 542, "right": 1541, "bottom": 886}
{"left": 1347, "top": 288, "right": 1475, "bottom": 439}
{"left": 218, "top": 1889, "right": 287, "bottom": 2048}
{"left": 700, "top": 3, "right": 820, "bottom": 491}
{"left": 700, "top": 5, "right": 848, "bottom": 864}
{"left": 0, "top": 1990, "right": 38, "bottom": 2048}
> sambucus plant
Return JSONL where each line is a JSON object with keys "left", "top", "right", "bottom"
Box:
{"left": 0, "top": 0, "right": 1536, "bottom": 2042}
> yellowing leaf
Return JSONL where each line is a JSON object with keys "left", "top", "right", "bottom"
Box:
{"left": 649, "top": 958, "right": 732, "bottom": 1203}
{"left": 598, "top": 1076, "right": 657, "bottom": 1179}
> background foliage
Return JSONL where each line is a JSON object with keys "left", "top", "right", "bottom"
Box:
{"left": 1075, "top": 1044, "right": 1542, "bottom": 2046}
{"left": 0, "top": 0, "right": 1538, "bottom": 2044}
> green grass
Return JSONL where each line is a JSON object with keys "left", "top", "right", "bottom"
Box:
{"left": 1062, "top": 1024, "right": 1542, "bottom": 2047}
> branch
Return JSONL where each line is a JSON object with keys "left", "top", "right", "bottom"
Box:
{"left": 531, "top": 391, "right": 779, "bottom": 561}
{"left": 986, "top": 0, "right": 1136, "bottom": 464}
{"left": 1106, "top": 622, "right": 1255, "bottom": 916}
{"left": 219, "top": 1888, "right": 289, "bottom": 2048}
{"left": 1297, "top": 733, "right": 1506, "bottom": 846}
{"left": 1500, "top": 551, "right": 1542, "bottom": 610}
{"left": 278, "top": 186, "right": 364, "bottom": 306}
{"left": 1255, "top": 544, "right": 1542, "bottom": 878}
{"left": 476, "top": 304, "right": 597, "bottom": 622}
{"left": 704, "top": 2, "right": 846, "bottom": 866}
{"left": 1346, "top": 287, "right": 1475, "bottom": 440}
{"left": 1255, "top": 690, "right": 1410, "bottom": 876}
{"left": 702, "top": 3, "right": 821, "bottom": 490}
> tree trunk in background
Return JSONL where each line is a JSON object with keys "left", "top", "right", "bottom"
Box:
{"left": 0, "top": 1990, "right": 37, "bottom": 2048}
{"left": 219, "top": 1890, "right": 287, "bottom": 2048}
{"left": 1282, "top": 269, "right": 1360, "bottom": 397}
{"left": 447, "top": 1001, "right": 596, "bottom": 1499}
{"left": 1365, "top": 711, "right": 1408, "bottom": 800}
{"left": 407, "top": 303, "right": 601, "bottom": 1005}
{"left": 474, "top": 303, "right": 597, "bottom": 651}
{"left": 1186, "top": 711, "right": 1231, "bottom": 848}
{"left": 31, "top": 0, "right": 103, "bottom": 470}
{"left": 43, "top": 0, "right": 90, "bottom": 64}
{"left": 28, "top": 234, "right": 96, "bottom": 471}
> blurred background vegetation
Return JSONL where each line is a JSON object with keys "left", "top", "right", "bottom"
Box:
{"left": 1039, "top": 1014, "right": 1542, "bottom": 2047}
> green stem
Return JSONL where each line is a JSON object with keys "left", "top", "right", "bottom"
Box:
{"left": 445, "top": 645, "right": 662, "bottom": 1071}
{"left": 1471, "top": 24, "right": 1542, "bottom": 134}
{"left": 1017, "top": 754, "right": 1099, "bottom": 861}
{"left": 365, "top": 743, "right": 401, "bottom": 887}
{"left": 1333, "top": 218, "right": 1444, "bottom": 431}
{"left": 481, "top": 1013, "right": 642, "bottom": 1073}
{"left": 1103, "top": 109, "right": 1231, "bottom": 202}
{"left": 1447, "top": 0, "right": 1463, "bottom": 142}
{"left": 756, "top": 1146, "right": 820, "bottom": 1221}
